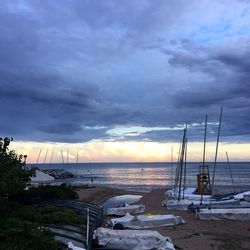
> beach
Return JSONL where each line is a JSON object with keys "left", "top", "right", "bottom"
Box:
{"left": 78, "top": 187, "right": 250, "bottom": 250}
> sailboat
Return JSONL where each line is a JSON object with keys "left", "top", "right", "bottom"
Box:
{"left": 164, "top": 108, "right": 241, "bottom": 211}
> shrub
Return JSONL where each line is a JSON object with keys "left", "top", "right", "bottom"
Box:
{"left": 0, "top": 137, "right": 34, "bottom": 198}
{"left": 9, "top": 204, "right": 84, "bottom": 225}
{"left": 11, "top": 185, "right": 78, "bottom": 204}
{"left": 0, "top": 218, "right": 63, "bottom": 250}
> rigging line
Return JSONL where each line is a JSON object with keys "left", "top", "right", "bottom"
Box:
{"left": 44, "top": 148, "right": 49, "bottom": 164}
{"left": 36, "top": 149, "right": 42, "bottom": 164}
{"left": 50, "top": 148, "right": 54, "bottom": 166}
{"left": 67, "top": 149, "right": 69, "bottom": 165}
{"left": 225, "top": 151, "right": 236, "bottom": 194}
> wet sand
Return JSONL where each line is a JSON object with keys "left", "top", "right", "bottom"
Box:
{"left": 77, "top": 187, "right": 250, "bottom": 250}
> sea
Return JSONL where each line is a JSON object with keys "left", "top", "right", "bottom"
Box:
{"left": 30, "top": 162, "right": 250, "bottom": 192}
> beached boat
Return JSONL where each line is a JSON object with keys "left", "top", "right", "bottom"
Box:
{"left": 164, "top": 110, "right": 246, "bottom": 212}
{"left": 244, "top": 194, "right": 250, "bottom": 202}
{"left": 196, "top": 208, "right": 250, "bottom": 221}
{"left": 165, "top": 197, "right": 240, "bottom": 211}
{"left": 103, "top": 194, "right": 143, "bottom": 215}
{"left": 93, "top": 227, "right": 176, "bottom": 250}
{"left": 109, "top": 212, "right": 185, "bottom": 229}
{"left": 107, "top": 203, "right": 145, "bottom": 216}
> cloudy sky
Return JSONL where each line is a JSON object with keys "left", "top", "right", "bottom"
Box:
{"left": 1, "top": 0, "right": 250, "bottom": 162}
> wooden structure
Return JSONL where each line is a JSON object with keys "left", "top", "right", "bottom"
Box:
{"left": 196, "top": 165, "right": 211, "bottom": 195}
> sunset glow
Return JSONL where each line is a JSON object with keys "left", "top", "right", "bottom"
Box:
{"left": 11, "top": 140, "right": 250, "bottom": 164}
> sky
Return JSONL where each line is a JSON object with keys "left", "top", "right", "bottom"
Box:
{"left": 1, "top": 0, "right": 250, "bottom": 162}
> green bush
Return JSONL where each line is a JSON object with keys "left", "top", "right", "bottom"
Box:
{"left": 0, "top": 198, "right": 10, "bottom": 213}
{"left": 0, "top": 218, "right": 63, "bottom": 250}
{"left": 0, "top": 137, "right": 34, "bottom": 198}
{"left": 11, "top": 185, "right": 78, "bottom": 204}
{"left": 9, "top": 205, "right": 84, "bottom": 225}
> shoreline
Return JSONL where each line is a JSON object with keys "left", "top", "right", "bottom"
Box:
{"left": 59, "top": 179, "right": 250, "bottom": 193}
{"left": 77, "top": 186, "right": 250, "bottom": 250}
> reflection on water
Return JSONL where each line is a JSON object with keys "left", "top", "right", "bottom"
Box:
{"left": 33, "top": 162, "right": 250, "bottom": 190}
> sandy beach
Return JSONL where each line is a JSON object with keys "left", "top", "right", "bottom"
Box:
{"left": 77, "top": 187, "right": 250, "bottom": 250}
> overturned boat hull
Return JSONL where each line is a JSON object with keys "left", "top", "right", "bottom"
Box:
{"left": 93, "top": 227, "right": 176, "bottom": 250}
{"left": 107, "top": 203, "right": 145, "bottom": 216}
{"left": 109, "top": 213, "right": 185, "bottom": 229}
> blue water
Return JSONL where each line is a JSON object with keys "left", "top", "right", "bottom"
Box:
{"left": 30, "top": 162, "right": 250, "bottom": 191}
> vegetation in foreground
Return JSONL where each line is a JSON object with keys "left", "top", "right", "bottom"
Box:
{"left": 11, "top": 185, "right": 78, "bottom": 204}
{"left": 0, "top": 137, "right": 81, "bottom": 250}
{"left": 0, "top": 217, "right": 62, "bottom": 250}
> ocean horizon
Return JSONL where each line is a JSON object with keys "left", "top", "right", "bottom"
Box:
{"left": 29, "top": 162, "right": 250, "bottom": 191}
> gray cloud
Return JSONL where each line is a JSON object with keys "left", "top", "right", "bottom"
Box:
{"left": 1, "top": 1, "right": 250, "bottom": 143}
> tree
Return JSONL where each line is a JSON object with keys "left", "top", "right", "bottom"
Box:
{"left": 0, "top": 137, "right": 34, "bottom": 198}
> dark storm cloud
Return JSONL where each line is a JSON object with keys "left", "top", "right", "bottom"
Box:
{"left": 1, "top": 0, "right": 250, "bottom": 143}
{"left": 164, "top": 38, "right": 250, "bottom": 141}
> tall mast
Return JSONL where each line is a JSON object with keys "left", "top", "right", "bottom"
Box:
{"left": 202, "top": 114, "right": 208, "bottom": 168}
{"left": 76, "top": 149, "right": 79, "bottom": 176}
{"left": 201, "top": 114, "right": 208, "bottom": 204}
{"left": 174, "top": 139, "right": 182, "bottom": 197}
{"left": 178, "top": 123, "right": 187, "bottom": 201}
{"left": 61, "top": 149, "right": 65, "bottom": 164}
{"left": 210, "top": 106, "right": 223, "bottom": 205}
{"left": 171, "top": 146, "right": 174, "bottom": 188}
{"left": 50, "top": 148, "right": 54, "bottom": 166}
{"left": 182, "top": 137, "right": 188, "bottom": 199}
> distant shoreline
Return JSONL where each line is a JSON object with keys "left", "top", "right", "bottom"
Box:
{"left": 27, "top": 161, "right": 250, "bottom": 165}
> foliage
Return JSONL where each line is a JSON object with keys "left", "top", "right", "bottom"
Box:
{"left": 9, "top": 204, "right": 84, "bottom": 225}
{"left": 0, "top": 138, "right": 82, "bottom": 249}
{"left": 11, "top": 185, "right": 78, "bottom": 204}
{"left": 0, "top": 137, "right": 34, "bottom": 198}
{"left": 0, "top": 218, "right": 63, "bottom": 250}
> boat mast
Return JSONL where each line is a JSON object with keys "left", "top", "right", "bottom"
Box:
{"left": 201, "top": 114, "right": 208, "bottom": 204}
{"left": 177, "top": 123, "right": 187, "bottom": 201}
{"left": 174, "top": 140, "right": 182, "bottom": 197}
{"left": 61, "top": 149, "right": 65, "bottom": 164}
{"left": 171, "top": 146, "right": 174, "bottom": 188}
{"left": 202, "top": 114, "right": 208, "bottom": 168}
{"left": 182, "top": 137, "right": 188, "bottom": 199}
{"left": 76, "top": 149, "right": 79, "bottom": 176}
{"left": 210, "top": 106, "right": 223, "bottom": 206}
